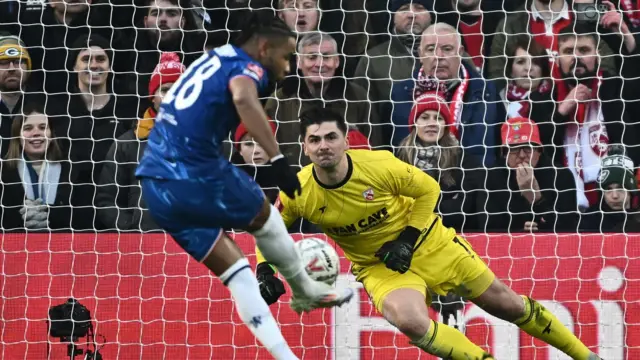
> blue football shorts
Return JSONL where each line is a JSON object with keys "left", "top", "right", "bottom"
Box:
{"left": 140, "top": 162, "right": 266, "bottom": 262}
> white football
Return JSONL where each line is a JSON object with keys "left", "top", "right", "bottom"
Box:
{"left": 295, "top": 238, "right": 340, "bottom": 285}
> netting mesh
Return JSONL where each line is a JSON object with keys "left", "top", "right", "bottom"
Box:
{"left": 0, "top": 0, "right": 639, "bottom": 358}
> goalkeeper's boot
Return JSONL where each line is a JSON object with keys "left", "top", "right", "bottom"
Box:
{"left": 588, "top": 353, "right": 604, "bottom": 360}
{"left": 289, "top": 281, "right": 354, "bottom": 314}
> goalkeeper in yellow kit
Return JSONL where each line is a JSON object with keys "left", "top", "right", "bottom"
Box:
{"left": 255, "top": 108, "right": 601, "bottom": 360}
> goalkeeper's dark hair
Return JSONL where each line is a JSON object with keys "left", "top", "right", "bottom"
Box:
{"left": 299, "top": 107, "right": 348, "bottom": 138}
{"left": 233, "top": 10, "right": 295, "bottom": 46}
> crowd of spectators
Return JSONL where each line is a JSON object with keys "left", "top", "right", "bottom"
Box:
{"left": 0, "top": 0, "right": 639, "bottom": 233}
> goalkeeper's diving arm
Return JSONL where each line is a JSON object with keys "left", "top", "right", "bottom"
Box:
{"left": 374, "top": 160, "right": 442, "bottom": 272}
{"left": 397, "top": 164, "right": 441, "bottom": 237}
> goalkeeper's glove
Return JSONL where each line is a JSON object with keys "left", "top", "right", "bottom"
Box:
{"left": 256, "top": 262, "right": 286, "bottom": 305}
{"left": 375, "top": 226, "right": 422, "bottom": 274}
{"left": 270, "top": 154, "right": 302, "bottom": 199}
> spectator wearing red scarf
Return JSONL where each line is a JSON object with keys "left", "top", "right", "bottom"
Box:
{"left": 390, "top": 23, "right": 503, "bottom": 167}
{"left": 489, "top": 0, "right": 618, "bottom": 91}
{"left": 546, "top": 22, "right": 639, "bottom": 210}
{"left": 500, "top": 35, "right": 560, "bottom": 158}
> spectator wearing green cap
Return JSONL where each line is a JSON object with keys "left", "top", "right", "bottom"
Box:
{"left": 580, "top": 146, "right": 640, "bottom": 232}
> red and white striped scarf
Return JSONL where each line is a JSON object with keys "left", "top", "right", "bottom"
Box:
{"left": 505, "top": 80, "right": 552, "bottom": 118}
{"left": 414, "top": 65, "right": 470, "bottom": 139}
{"left": 554, "top": 68, "right": 609, "bottom": 208}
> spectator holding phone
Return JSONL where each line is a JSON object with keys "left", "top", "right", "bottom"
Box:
{"left": 545, "top": 22, "right": 639, "bottom": 210}
{"left": 574, "top": 0, "right": 639, "bottom": 54}
{"left": 489, "top": 0, "right": 618, "bottom": 91}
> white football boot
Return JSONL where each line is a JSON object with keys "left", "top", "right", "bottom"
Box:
{"left": 289, "top": 281, "right": 354, "bottom": 314}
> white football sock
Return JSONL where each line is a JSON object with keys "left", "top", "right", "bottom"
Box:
{"left": 251, "top": 205, "right": 317, "bottom": 294}
{"left": 220, "top": 258, "right": 298, "bottom": 360}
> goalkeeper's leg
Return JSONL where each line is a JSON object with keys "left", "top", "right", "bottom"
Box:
{"left": 245, "top": 201, "right": 354, "bottom": 312}
{"left": 201, "top": 231, "right": 298, "bottom": 360}
{"left": 382, "top": 288, "right": 494, "bottom": 360}
{"left": 470, "top": 278, "right": 601, "bottom": 360}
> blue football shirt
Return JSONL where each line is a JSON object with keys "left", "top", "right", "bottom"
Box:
{"left": 136, "top": 44, "right": 270, "bottom": 180}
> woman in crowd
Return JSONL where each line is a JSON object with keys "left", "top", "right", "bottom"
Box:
{"left": 0, "top": 99, "right": 72, "bottom": 231}
{"left": 396, "top": 92, "right": 483, "bottom": 232}
{"left": 500, "top": 35, "right": 557, "bottom": 160}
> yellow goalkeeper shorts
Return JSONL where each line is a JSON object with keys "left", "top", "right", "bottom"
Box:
{"left": 351, "top": 220, "right": 495, "bottom": 313}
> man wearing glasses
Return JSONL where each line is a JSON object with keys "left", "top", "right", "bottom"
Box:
{"left": 479, "top": 117, "right": 579, "bottom": 233}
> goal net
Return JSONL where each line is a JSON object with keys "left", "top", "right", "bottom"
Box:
{"left": 0, "top": 0, "right": 638, "bottom": 359}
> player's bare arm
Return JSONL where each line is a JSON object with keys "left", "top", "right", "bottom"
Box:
{"left": 231, "top": 26, "right": 300, "bottom": 199}
{"left": 229, "top": 76, "right": 281, "bottom": 160}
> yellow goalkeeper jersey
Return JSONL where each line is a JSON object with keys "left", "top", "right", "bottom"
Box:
{"left": 257, "top": 150, "right": 453, "bottom": 266}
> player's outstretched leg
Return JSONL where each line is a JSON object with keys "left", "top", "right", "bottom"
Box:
{"left": 201, "top": 231, "right": 299, "bottom": 360}
{"left": 245, "top": 201, "right": 354, "bottom": 312}
{"left": 383, "top": 288, "right": 494, "bottom": 360}
{"left": 470, "top": 278, "right": 602, "bottom": 360}
{"left": 139, "top": 177, "right": 299, "bottom": 359}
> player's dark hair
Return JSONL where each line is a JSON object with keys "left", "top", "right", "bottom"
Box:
{"left": 299, "top": 108, "right": 348, "bottom": 138}
{"left": 233, "top": 10, "right": 295, "bottom": 46}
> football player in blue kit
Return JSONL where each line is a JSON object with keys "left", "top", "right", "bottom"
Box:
{"left": 135, "top": 12, "right": 354, "bottom": 360}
